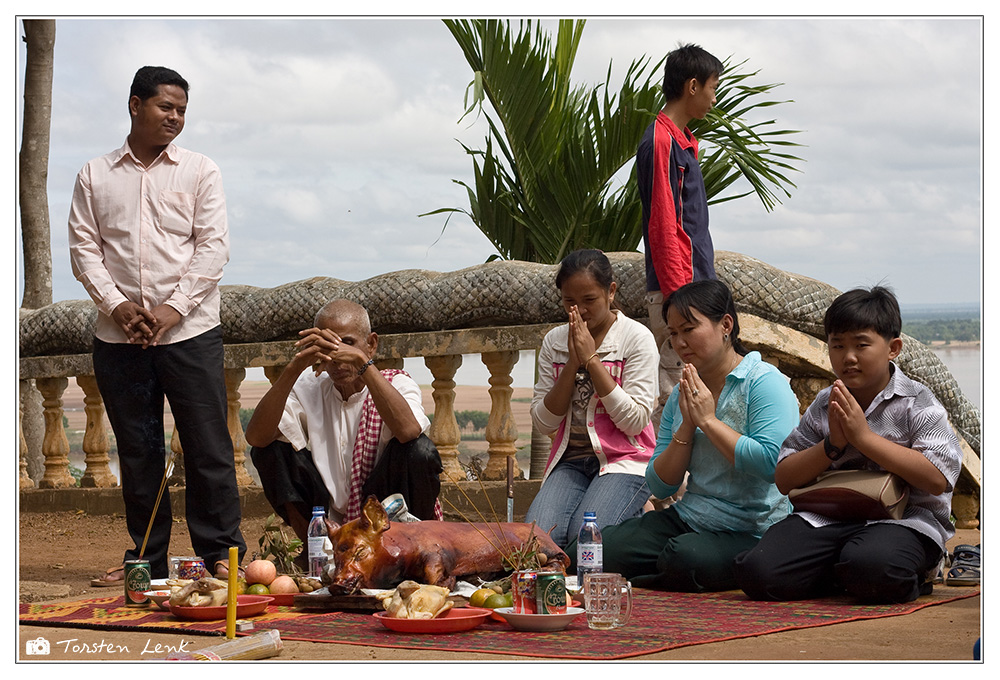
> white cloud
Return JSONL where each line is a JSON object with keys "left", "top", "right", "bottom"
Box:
{"left": 15, "top": 15, "right": 985, "bottom": 309}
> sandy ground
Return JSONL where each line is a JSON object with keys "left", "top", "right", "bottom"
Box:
{"left": 21, "top": 379, "right": 982, "bottom": 663}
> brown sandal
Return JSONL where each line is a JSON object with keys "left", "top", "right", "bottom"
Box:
{"left": 90, "top": 565, "right": 125, "bottom": 587}
{"left": 213, "top": 560, "right": 245, "bottom": 579}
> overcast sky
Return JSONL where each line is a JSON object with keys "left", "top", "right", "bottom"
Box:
{"left": 13, "top": 14, "right": 984, "bottom": 309}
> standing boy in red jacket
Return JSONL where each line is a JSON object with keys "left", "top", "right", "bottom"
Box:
{"left": 637, "top": 43, "right": 723, "bottom": 413}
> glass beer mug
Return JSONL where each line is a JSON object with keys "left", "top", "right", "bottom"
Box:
{"left": 582, "top": 572, "right": 632, "bottom": 630}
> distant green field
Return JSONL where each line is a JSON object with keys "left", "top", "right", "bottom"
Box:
{"left": 898, "top": 304, "right": 980, "bottom": 345}
{"left": 902, "top": 318, "right": 980, "bottom": 344}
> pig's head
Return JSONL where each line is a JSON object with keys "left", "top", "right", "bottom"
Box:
{"left": 324, "top": 496, "right": 391, "bottom": 594}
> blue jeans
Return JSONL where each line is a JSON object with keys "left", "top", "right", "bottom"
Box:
{"left": 526, "top": 456, "right": 649, "bottom": 549}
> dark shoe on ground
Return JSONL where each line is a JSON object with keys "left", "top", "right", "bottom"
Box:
{"left": 90, "top": 565, "right": 125, "bottom": 587}
{"left": 945, "top": 544, "right": 980, "bottom": 586}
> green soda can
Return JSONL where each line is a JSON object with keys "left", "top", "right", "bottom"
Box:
{"left": 535, "top": 572, "right": 567, "bottom": 614}
{"left": 124, "top": 559, "right": 151, "bottom": 607}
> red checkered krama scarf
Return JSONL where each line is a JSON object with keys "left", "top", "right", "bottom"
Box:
{"left": 345, "top": 369, "right": 443, "bottom": 522}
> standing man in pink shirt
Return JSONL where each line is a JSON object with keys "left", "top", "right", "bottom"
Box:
{"left": 69, "top": 66, "right": 246, "bottom": 585}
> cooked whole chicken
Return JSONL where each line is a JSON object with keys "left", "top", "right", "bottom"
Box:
{"left": 381, "top": 580, "right": 454, "bottom": 619}
{"left": 167, "top": 577, "right": 229, "bottom": 607}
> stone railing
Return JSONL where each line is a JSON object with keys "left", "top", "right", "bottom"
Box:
{"left": 18, "top": 315, "right": 981, "bottom": 530}
{"left": 18, "top": 323, "right": 559, "bottom": 493}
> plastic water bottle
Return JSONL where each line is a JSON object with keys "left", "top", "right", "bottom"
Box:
{"left": 306, "top": 506, "right": 327, "bottom": 578}
{"left": 576, "top": 511, "right": 603, "bottom": 584}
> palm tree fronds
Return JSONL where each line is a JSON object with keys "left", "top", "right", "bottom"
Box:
{"left": 430, "top": 21, "right": 805, "bottom": 263}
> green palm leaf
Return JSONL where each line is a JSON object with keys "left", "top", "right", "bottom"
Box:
{"left": 425, "top": 20, "right": 804, "bottom": 263}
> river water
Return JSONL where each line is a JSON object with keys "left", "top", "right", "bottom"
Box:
{"left": 929, "top": 345, "right": 981, "bottom": 410}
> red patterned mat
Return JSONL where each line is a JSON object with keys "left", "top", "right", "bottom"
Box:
{"left": 18, "top": 596, "right": 320, "bottom": 638}
{"left": 20, "top": 588, "right": 979, "bottom": 660}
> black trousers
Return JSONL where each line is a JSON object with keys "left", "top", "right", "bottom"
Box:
{"left": 93, "top": 327, "right": 246, "bottom": 578}
{"left": 569, "top": 504, "right": 761, "bottom": 592}
{"left": 250, "top": 433, "right": 443, "bottom": 523}
{"left": 733, "top": 515, "right": 942, "bottom": 604}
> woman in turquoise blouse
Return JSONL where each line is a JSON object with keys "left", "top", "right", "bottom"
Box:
{"left": 576, "top": 279, "right": 800, "bottom": 591}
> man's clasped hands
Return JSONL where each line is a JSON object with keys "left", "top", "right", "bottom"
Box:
{"left": 112, "top": 300, "right": 182, "bottom": 348}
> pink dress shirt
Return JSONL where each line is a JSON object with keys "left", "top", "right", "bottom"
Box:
{"left": 68, "top": 140, "right": 229, "bottom": 345}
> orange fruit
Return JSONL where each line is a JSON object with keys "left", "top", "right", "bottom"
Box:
{"left": 469, "top": 588, "right": 495, "bottom": 608}
{"left": 247, "top": 583, "right": 270, "bottom": 595}
{"left": 484, "top": 592, "right": 512, "bottom": 609}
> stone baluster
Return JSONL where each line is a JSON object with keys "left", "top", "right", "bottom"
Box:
{"left": 790, "top": 377, "right": 828, "bottom": 416}
{"left": 76, "top": 375, "right": 118, "bottom": 488}
{"left": 527, "top": 349, "right": 549, "bottom": 480}
{"left": 225, "top": 367, "right": 253, "bottom": 486}
{"left": 168, "top": 427, "right": 185, "bottom": 486}
{"left": 424, "top": 354, "right": 464, "bottom": 480}
{"left": 481, "top": 350, "right": 521, "bottom": 480}
{"left": 35, "top": 377, "right": 75, "bottom": 489}
{"left": 376, "top": 357, "right": 404, "bottom": 370}
{"left": 264, "top": 365, "right": 285, "bottom": 385}
{"left": 953, "top": 493, "right": 980, "bottom": 530}
{"left": 19, "top": 393, "right": 34, "bottom": 489}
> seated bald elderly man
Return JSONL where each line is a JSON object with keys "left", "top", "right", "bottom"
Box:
{"left": 247, "top": 298, "right": 442, "bottom": 542}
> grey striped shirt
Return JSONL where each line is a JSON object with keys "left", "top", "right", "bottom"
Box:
{"left": 778, "top": 364, "right": 962, "bottom": 550}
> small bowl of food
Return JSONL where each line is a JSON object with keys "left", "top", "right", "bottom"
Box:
{"left": 144, "top": 590, "right": 172, "bottom": 611}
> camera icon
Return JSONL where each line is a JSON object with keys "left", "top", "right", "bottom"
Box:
{"left": 26, "top": 637, "right": 50, "bottom": 655}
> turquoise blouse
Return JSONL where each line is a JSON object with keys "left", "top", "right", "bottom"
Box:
{"left": 646, "top": 351, "right": 800, "bottom": 537}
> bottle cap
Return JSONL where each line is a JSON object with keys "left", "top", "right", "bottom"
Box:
{"left": 583, "top": 511, "right": 596, "bottom": 520}
{"left": 312, "top": 506, "right": 324, "bottom": 515}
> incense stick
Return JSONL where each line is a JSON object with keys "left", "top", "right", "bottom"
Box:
{"left": 138, "top": 452, "right": 175, "bottom": 559}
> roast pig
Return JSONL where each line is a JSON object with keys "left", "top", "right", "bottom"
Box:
{"left": 324, "top": 495, "right": 570, "bottom": 593}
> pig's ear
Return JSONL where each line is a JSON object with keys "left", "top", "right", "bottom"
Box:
{"left": 361, "top": 495, "right": 390, "bottom": 533}
{"left": 324, "top": 517, "right": 340, "bottom": 536}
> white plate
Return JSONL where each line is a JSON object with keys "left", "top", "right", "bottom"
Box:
{"left": 150, "top": 578, "right": 170, "bottom": 588}
{"left": 492, "top": 606, "right": 584, "bottom": 632}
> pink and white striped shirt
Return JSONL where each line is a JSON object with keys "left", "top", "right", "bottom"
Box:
{"left": 68, "top": 140, "right": 229, "bottom": 345}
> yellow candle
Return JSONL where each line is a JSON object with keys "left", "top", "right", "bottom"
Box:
{"left": 226, "top": 546, "right": 238, "bottom": 639}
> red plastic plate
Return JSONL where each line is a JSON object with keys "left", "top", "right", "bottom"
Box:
{"left": 266, "top": 592, "right": 296, "bottom": 606}
{"left": 373, "top": 607, "right": 492, "bottom": 633}
{"left": 168, "top": 594, "right": 273, "bottom": 620}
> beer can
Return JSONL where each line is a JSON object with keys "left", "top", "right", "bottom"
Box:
{"left": 124, "top": 559, "right": 151, "bottom": 607}
{"left": 535, "top": 572, "right": 567, "bottom": 614}
{"left": 512, "top": 570, "right": 538, "bottom": 614}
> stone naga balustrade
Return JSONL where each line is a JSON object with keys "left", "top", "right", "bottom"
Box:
{"left": 18, "top": 313, "right": 982, "bottom": 529}
{"left": 17, "top": 323, "right": 560, "bottom": 493}
{"left": 18, "top": 251, "right": 981, "bottom": 529}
